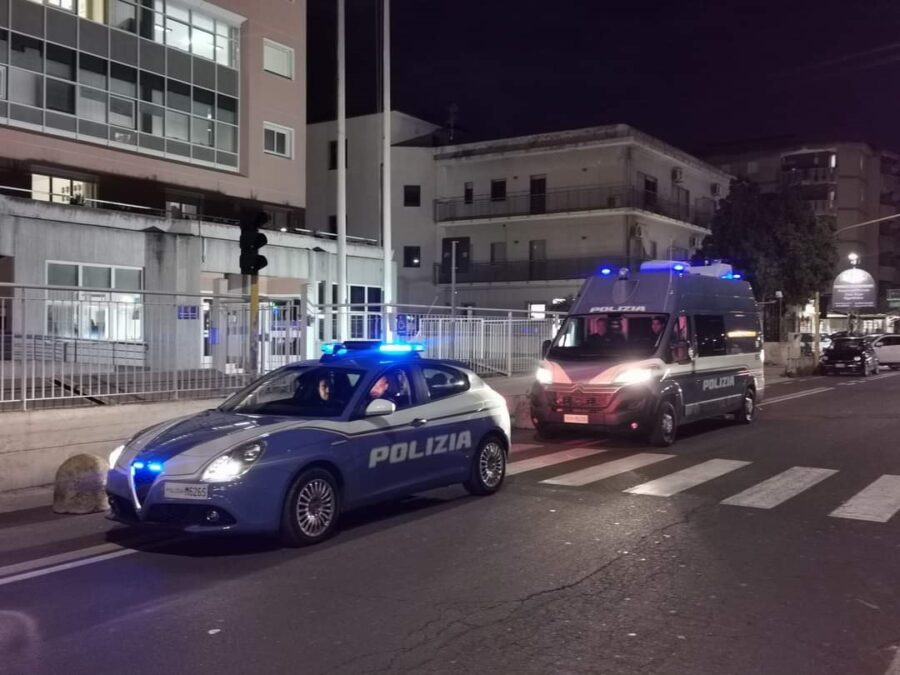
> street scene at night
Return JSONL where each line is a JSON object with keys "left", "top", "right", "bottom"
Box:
{"left": 3, "top": 0, "right": 900, "bottom": 673}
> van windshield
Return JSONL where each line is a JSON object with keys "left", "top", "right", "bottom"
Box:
{"left": 549, "top": 313, "right": 668, "bottom": 360}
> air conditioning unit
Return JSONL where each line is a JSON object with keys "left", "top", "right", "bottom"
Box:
{"left": 631, "top": 224, "right": 645, "bottom": 238}
{"left": 671, "top": 167, "right": 684, "bottom": 183}
{"left": 710, "top": 182, "right": 721, "bottom": 197}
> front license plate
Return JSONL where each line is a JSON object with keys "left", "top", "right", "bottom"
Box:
{"left": 564, "top": 414, "right": 590, "bottom": 424}
{"left": 835, "top": 363, "right": 845, "bottom": 368}
{"left": 164, "top": 483, "right": 209, "bottom": 500}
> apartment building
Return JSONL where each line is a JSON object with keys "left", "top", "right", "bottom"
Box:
{"left": 308, "top": 114, "right": 730, "bottom": 312}
{"left": 0, "top": 0, "right": 389, "bottom": 368}
{"left": 706, "top": 141, "right": 900, "bottom": 307}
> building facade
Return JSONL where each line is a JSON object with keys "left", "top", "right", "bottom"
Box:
{"left": 0, "top": 0, "right": 392, "bottom": 369}
{"left": 308, "top": 115, "right": 730, "bottom": 312}
{"left": 706, "top": 141, "right": 900, "bottom": 308}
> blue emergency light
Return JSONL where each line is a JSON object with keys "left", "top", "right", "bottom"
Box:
{"left": 599, "top": 267, "right": 613, "bottom": 277}
{"left": 321, "top": 341, "right": 424, "bottom": 357}
{"left": 378, "top": 343, "right": 425, "bottom": 354}
{"left": 132, "top": 461, "right": 163, "bottom": 473}
{"left": 320, "top": 343, "right": 348, "bottom": 356}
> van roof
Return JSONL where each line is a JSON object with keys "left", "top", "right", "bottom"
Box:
{"left": 569, "top": 271, "right": 758, "bottom": 316}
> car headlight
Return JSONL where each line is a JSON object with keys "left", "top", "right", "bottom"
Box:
{"left": 613, "top": 368, "right": 654, "bottom": 385}
{"left": 202, "top": 442, "right": 265, "bottom": 483}
{"left": 854, "top": 356, "right": 862, "bottom": 362}
{"left": 108, "top": 445, "right": 125, "bottom": 468}
{"left": 536, "top": 366, "right": 553, "bottom": 385}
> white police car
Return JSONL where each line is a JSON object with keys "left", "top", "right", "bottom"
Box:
{"left": 106, "top": 342, "right": 511, "bottom": 546}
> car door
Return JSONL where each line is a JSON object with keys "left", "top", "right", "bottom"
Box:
{"left": 350, "top": 365, "right": 441, "bottom": 503}
{"left": 876, "top": 335, "right": 900, "bottom": 364}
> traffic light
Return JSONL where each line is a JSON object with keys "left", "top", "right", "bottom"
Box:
{"left": 239, "top": 211, "right": 269, "bottom": 275}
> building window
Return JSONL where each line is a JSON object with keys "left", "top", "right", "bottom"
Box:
{"left": 464, "top": 182, "right": 473, "bottom": 204}
{"left": 403, "top": 185, "right": 421, "bottom": 207}
{"left": 641, "top": 173, "right": 658, "bottom": 208}
{"left": 263, "top": 39, "right": 294, "bottom": 79}
{"left": 490, "top": 242, "right": 506, "bottom": 264}
{"left": 403, "top": 246, "right": 421, "bottom": 268}
{"left": 327, "top": 215, "right": 337, "bottom": 233}
{"left": 31, "top": 173, "right": 97, "bottom": 204}
{"left": 264, "top": 122, "right": 293, "bottom": 159}
{"left": 46, "top": 261, "right": 144, "bottom": 341}
{"left": 491, "top": 179, "right": 506, "bottom": 202}
{"left": 166, "top": 200, "right": 198, "bottom": 218}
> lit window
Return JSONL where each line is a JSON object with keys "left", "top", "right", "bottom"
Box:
{"left": 830, "top": 153, "right": 837, "bottom": 169}
{"left": 264, "top": 39, "right": 294, "bottom": 79}
{"left": 264, "top": 123, "right": 293, "bottom": 159}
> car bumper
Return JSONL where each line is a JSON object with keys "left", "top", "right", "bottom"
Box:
{"left": 822, "top": 362, "right": 866, "bottom": 374}
{"left": 106, "top": 467, "right": 284, "bottom": 535}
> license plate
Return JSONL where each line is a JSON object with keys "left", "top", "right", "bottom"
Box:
{"left": 164, "top": 483, "right": 209, "bottom": 500}
{"left": 835, "top": 363, "right": 845, "bottom": 368}
{"left": 564, "top": 414, "right": 590, "bottom": 424}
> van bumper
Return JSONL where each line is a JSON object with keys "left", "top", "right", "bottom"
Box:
{"left": 529, "top": 383, "right": 656, "bottom": 433}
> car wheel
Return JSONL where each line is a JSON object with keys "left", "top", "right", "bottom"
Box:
{"left": 734, "top": 388, "right": 755, "bottom": 425}
{"left": 464, "top": 436, "right": 507, "bottom": 496}
{"left": 281, "top": 468, "right": 340, "bottom": 547}
{"left": 862, "top": 364, "right": 870, "bottom": 377}
{"left": 648, "top": 400, "right": 678, "bottom": 447}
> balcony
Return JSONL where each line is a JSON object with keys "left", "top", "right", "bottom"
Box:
{"left": 433, "top": 255, "right": 641, "bottom": 285}
{"left": 434, "top": 184, "right": 715, "bottom": 228}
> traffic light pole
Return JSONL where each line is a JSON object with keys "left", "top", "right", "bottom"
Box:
{"left": 249, "top": 273, "right": 260, "bottom": 376}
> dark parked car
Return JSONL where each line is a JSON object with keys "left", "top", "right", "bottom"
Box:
{"left": 820, "top": 337, "right": 879, "bottom": 376}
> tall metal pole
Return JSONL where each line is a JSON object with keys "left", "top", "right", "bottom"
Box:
{"left": 336, "top": 0, "right": 348, "bottom": 340}
{"left": 381, "top": 0, "right": 393, "bottom": 342}
{"left": 250, "top": 274, "right": 259, "bottom": 375}
{"left": 450, "top": 240, "right": 457, "bottom": 359}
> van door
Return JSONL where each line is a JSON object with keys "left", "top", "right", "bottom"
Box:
{"left": 665, "top": 313, "right": 700, "bottom": 420}
{"left": 687, "top": 314, "right": 743, "bottom": 419}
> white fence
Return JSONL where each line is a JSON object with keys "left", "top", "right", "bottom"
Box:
{"left": 0, "top": 284, "right": 560, "bottom": 410}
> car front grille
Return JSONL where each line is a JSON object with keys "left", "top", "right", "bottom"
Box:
{"left": 548, "top": 391, "right": 614, "bottom": 413}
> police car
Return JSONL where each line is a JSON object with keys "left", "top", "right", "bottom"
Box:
{"left": 531, "top": 261, "right": 764, "bottom": 446}
{"left": 106, "top": 342, "right": 511, "bottom": 546}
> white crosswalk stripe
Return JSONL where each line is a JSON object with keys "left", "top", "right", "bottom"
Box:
{"left": 625, "top": 459, "right": 750, "bottom": 497}
{"left": 829, "top": 475, "right": 900, "bottom": 523}
{"left": 541, "top": 452, "right": 674, "bottom": 487}
{"left": 721, "top": 467, "right": 837, "bottom": 509}
{"left": 507, "top": 447, "right": 609, "bottom": 477}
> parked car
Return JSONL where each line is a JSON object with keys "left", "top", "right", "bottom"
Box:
{"left": 870, "top": 334, "right": 900, "bottom": 370}
{"left": 820, "top": 337, "right": 879, "bottom": 376}
{"left": 799, "top": 333, "right": 832, "bottom": 355}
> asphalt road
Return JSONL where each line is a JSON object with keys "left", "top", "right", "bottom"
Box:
{"left": 3, "top": 372, "right": 900, "bottom": 675}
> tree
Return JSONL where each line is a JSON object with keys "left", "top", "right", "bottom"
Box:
{"left": 700, "top": 180, "right": 837, "bottom": 305}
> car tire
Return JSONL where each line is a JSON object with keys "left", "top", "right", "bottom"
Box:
{"left": 281, "top": 468, "right": 341, "bottom": 547}
{"left": 734, "top": 388, "right": 755, "bottom": 425}
{"left": 862, "top": 364, "right": 871, "bottom": 377}
{"left": 648, "top": 400, "right": 678, "bottom": 447}
{"left": 464, "top": 436, "right": 507, "bottom": 496}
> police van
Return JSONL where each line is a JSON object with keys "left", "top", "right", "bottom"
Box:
{"left": 531, "top": 260, "right": 764, "bottom": 446}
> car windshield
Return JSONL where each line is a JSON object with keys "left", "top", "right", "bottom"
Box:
{"left": 828, "top": 338, "right": 864, "bottom": 352}
{"left": 219, "top": 366, "right": 365, "bottom": 417}
{"left": 549, "top": 313, "right": 669, "bottom": 360}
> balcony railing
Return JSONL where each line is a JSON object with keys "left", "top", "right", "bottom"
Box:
{"left": 433, "top": 255, "right": 644, "bottom": 285}
{"left": 435, "top": 183, "right": 714, "bottom": 227}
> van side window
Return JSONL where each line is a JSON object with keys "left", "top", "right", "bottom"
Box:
{"left": 669, "top": 314, "right": 692, "bottom": 362}
{"left": 695, "top": 315, "right": 727, "bottom": 357}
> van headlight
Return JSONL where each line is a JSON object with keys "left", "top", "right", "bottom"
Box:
{"left": 536, "top": 366, "right": 553, "bottom": 385}
{"left": 613, "top": 368, "right": 654, "bottom": 385}
{"left": 202, "top": 442, "right": 265, "bottom": 483}
{"left": 108, "top": 445, "right": 125, "bottom": 468}
{"left": 854, "top": 356, "right": 862, "bottom": 362}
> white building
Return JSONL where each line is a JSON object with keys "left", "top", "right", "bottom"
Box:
{"left": 307, "top": 114, "right": 730, "bottom": 313}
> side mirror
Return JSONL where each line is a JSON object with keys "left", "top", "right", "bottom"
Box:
{"left": 541, "top": 339, "right": 552, "bottom": 356}
{"left": 365, "top": 398, "right": 396, "bottom": 417}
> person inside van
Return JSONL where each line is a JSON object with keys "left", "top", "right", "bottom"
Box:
{"left": 651, "top": 316, "right": 666, "bottom": 339}
{"left": 586, "top": 317, "right": 625, "bottom": 349}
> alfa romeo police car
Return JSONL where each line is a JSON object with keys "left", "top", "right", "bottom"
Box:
{"left": 106, "top": 342, "right": 511, "bottom": 546}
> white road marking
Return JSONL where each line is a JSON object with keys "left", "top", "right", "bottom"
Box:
{"left": 541, "top": 453, "right": 674, "bottom": 487}
{"left": 759, "top": 386, "right": 833, "bottom": 407}
{"left": 0, "top": 547, "right": 138, "bottom": 587}
{"left": 869, "top": 372, "right": 900, "bottom": 381}
{"left": 625, "top": 459, "right": 751, "bottom": 497}
{"left": 830, "top": 475, "right": 900, "bottom": 523}
{"left": 510, "top": 443, "right": 542, "bottom": 455}
{"left": 721, "top": 467, "right": 838, "bottom": 509}
{"left": 507, "top": 447, "right": 609, "bottom": 476}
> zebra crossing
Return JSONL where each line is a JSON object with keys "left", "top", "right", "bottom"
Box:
{"left": 506, "top": 442, "right": 900, "bottom": 524}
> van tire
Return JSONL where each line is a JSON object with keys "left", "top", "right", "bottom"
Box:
{"left": 734, "top": 388, "right": 755, "bottom": 424}
{"left": 648, "top": 400, "right": 678, "bottom": 447}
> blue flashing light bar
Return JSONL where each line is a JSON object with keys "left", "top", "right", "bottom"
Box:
{"left": 147, "top": 462, "right": 163, "bottom": 473}
{"left": 133, "top": 461, "right": 145, "bottom": 470}
{"left": 599, "top": 267, "right": 613, "bottom": 276}
{"left": 320, "top": 343, "right": 347, "bottom": 356}
{"left": 379, "top": 343, "right": 425, "bottom": 354}
{"left": 673, "top": 263, "right": 686, "bottom": 272}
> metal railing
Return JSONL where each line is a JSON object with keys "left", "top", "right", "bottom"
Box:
{"left": 0, "top": 285, "right": 561, "bottom": 411}
{"left": 433, "top": 255, "right": 636, "bottom": 284}
{"left": 435, "top": 183, "right": 715, "bottom": 228}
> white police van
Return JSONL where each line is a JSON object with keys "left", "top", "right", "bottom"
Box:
{"left": 531, "top": 260, "right": 764, "bottom": 446}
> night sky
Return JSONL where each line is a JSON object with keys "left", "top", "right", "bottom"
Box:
{"left": 308, "top": 0, "right": 900, "bottom": 154}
